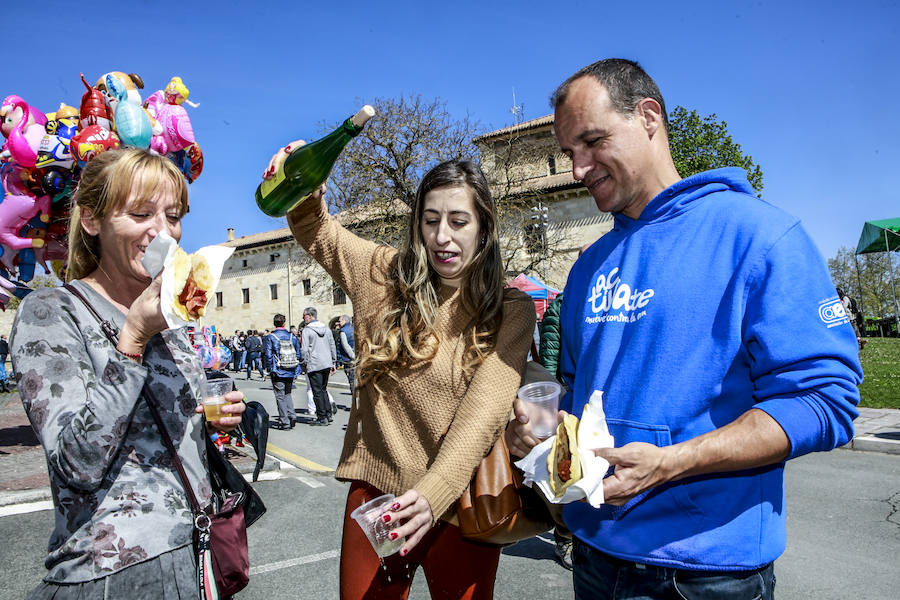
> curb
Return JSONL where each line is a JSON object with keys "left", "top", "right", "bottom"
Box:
{"left": 227, "top": 444, "right": 281, "bottom": 476}
{"left": 0, "top": 488, "right": 52, "bottom": 508}
{"left": 0, "top": 446, "right": 280, "bottom": 509}
{"left": 850, "top": 434, "right": 900, "bottom": 455}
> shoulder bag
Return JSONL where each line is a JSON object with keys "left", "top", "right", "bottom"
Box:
{"left": 64, "top": 283, "right": 264, "bottom": 598}
{"left": 456, "top": 340, "right": 559, "bottom": 545}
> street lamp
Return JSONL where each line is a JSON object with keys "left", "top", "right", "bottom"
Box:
{"left": 530, "top": 203, "right": 549, "bottom": 279}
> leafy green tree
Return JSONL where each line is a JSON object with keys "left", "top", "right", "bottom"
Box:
{"left": 668, "top": 106, "right": 764, "bottom": 195}
{"left": 829, "top": 245, "right": 900, "bottom": 322}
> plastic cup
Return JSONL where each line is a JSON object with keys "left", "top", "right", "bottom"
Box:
{"left": 202, "top": 376, "right": 234, "bottom": 422}
{"left": 350, "top": 493, "right": 405, "bottom": 557}
{"left": 518, "top": 380, "right": 562, "bottom": 439}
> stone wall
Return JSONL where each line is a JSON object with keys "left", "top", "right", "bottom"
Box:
{"left": 203, "top": 240, "right": 354, "bottom": 334}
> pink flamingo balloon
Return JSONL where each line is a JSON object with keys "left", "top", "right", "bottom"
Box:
{"left": 0, "top": 96, "right": 48, "bottom": 169}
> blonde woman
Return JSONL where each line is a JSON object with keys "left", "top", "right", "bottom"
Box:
{"left": 265, "top": 155, "right": 535, "bottom": 599}
{"left": 13, "top": 149, "right": 244, "bottom": 599}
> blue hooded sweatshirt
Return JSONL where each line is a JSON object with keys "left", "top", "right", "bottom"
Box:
{"left": 559, "top": 168, "right": 862, "bottom": 571}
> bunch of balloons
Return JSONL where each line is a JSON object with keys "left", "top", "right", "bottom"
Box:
{"left": 0, "top": 71, "right": 204, "bottom": 308}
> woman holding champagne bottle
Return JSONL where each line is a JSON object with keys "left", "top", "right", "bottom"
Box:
{"left": 265, "top": 147, "right": 534, "bottom": 598}
{"left": 13, "top": 148, "right": 245, "bottom": 599}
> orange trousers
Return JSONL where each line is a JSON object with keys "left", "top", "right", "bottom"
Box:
{"left": 340, "top": 481, "right": 501, "bottom": 600}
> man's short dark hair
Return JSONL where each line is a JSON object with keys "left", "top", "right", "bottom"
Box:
{"left": 550, "top": 58, "right": 668, "bottom": 131}
{"left": 273, "top": 313, "right": 286, "bottom": 327}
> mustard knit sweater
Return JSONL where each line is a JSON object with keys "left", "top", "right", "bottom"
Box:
{"left": 288, "top": 199, "right": 535, "bottom": 523}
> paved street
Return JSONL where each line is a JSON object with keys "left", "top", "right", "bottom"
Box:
{"left": 0, "top": 374, "right": 898, "bottom": 599}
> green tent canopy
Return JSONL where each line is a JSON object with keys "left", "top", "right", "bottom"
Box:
{"left": 856, "top": 217, "right": 900, "bottom": 332}
{"left": 856, "top": 218, "right": 900, "bottom": 254}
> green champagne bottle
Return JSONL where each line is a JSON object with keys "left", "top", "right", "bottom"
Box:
{"left": 256, "top": 105, "right": 375, "bottom": 217}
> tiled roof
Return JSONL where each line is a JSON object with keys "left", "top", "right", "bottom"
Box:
{"left": 335, "top": 198, "right": 410, "bottom": 224}
{"left": 220, "top": 200, "right": 410, "bottom": 251}
{"left": 473, "top": 114, "right": 555, "bottom": 143}
{"left": 221, "top": 228, "right": 293, "bottom": 249}
{"left": 504, "top": 171, "right": 582, "bottom": 195}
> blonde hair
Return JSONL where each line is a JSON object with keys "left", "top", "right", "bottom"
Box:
{"left": 357, "top": 159, "right": 506, "bottom": 391}
{"left": 67, "top": 148, "right": 189, "bottom": 281}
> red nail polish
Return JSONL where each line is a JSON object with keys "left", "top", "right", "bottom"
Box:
{"left": 382, "top": 514, "right": 391, "bottom": 523}
{"left": 389, "top": 532, "right": 398, "bottom": 540}
{"left": 400, "top": 548, "right": 408, "bottom": 557}
{"left": 391, "top": 502, "right": 400, "bottom": 511}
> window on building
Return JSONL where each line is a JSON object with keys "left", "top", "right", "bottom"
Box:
{"left": 548, "top": 155, "right": 557, "bottom": 175}
{"left": 302, "top": 279, "right": 311, "bottom": 295}
{"left": 215, "top": 291, "right": 223, "bottom": 307}
{"left": 333, "top": 283, "right": 347, "bottom": 305}
{"left": 242, "top": 288, "right": 250, "bottom": 303}
{"left": 270, "top": 284, "right": 278, "bottom": 300}
{"left": 242, "top": 259, "right": 248, "bottom": 268}
{"left": 270, "top": 254, "right": 277, "bottom": 262}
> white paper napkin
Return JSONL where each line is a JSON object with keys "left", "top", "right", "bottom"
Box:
{"left": 141, "top": 232, "right": 234, "bottom": 329}
{"left": 515, "top": 390, "right": 614, "bottom": 508}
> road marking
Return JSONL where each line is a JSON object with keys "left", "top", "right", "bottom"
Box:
{"left": 0, "top": 500, "right": 52, "bottom": 516}
{"left": 248, "top": 471, "right": 284, "bottom": 482}
{"left": 243, "top": 471, "right": 326, "bottom": 488}
{"left": 265, "top": 443, "right": 333, "bottom": 473}
{"left": 249, "top": 549, "right": 340, "bottom": 575}
{"left": 294, "top": 476, "right": 325, "bottom": 488}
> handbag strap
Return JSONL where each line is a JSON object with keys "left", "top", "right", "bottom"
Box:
{"left": 142, "top": 384, "right": 204, "bottom": 514}
{"left": 63, "top": 283, "right": 204, "bottom": 515}
{"left": 63, "top": 283, "right": 121, "bottom": 344}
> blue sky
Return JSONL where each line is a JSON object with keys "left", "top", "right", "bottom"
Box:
{"left": 6, "top": 0, "right": 898, "bottom": 261}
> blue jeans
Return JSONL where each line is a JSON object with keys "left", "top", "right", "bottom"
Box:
{"left": 232, "top": 350, "right": 245, "bottom": 371}
{"left": 246, "top": 352, "right": 263, "bottom": 378}
{"left": 573, "top": 539, "right": 775, "bottom": 600}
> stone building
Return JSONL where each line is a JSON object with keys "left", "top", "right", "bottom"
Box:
{"left": 205, "top": 200, "right": 408, "bottom": 335}
{"left": 474, "top": 114, "right": 613, "bottom": 289}
{"left": 206, "top": 226, "right": 354, "bottom": 335}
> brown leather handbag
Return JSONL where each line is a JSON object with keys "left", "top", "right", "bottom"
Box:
{"left": 456, "top": 427, "right": 557, "bottom": 545}
{"left": 456, "top": 342, "right": 559, "bottom": 545}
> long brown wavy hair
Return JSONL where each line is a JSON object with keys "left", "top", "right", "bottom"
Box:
{"left": 356, "top": 159, "right": 506, "bottom": 390}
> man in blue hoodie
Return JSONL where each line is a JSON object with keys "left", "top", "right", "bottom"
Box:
{"left": 506, "top": 59, "right": 862, "bottom": 599}
{"left": 265, "top": 313, "right": 302, "bottom": 429}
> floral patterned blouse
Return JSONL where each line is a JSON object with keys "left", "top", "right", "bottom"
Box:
{"left": 11, "top": 280, "right": 211, "bottom": 583}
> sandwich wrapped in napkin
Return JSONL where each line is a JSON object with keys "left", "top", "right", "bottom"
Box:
{"left": 515, "top": 390, "right": 614, "bottom": 508}
{"left": 141, "top": 232, "right": 234, "bottom": 328}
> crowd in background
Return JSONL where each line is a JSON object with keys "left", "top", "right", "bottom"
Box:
{"left": 222, "top": 319, "right": 352, "bottom": 377}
